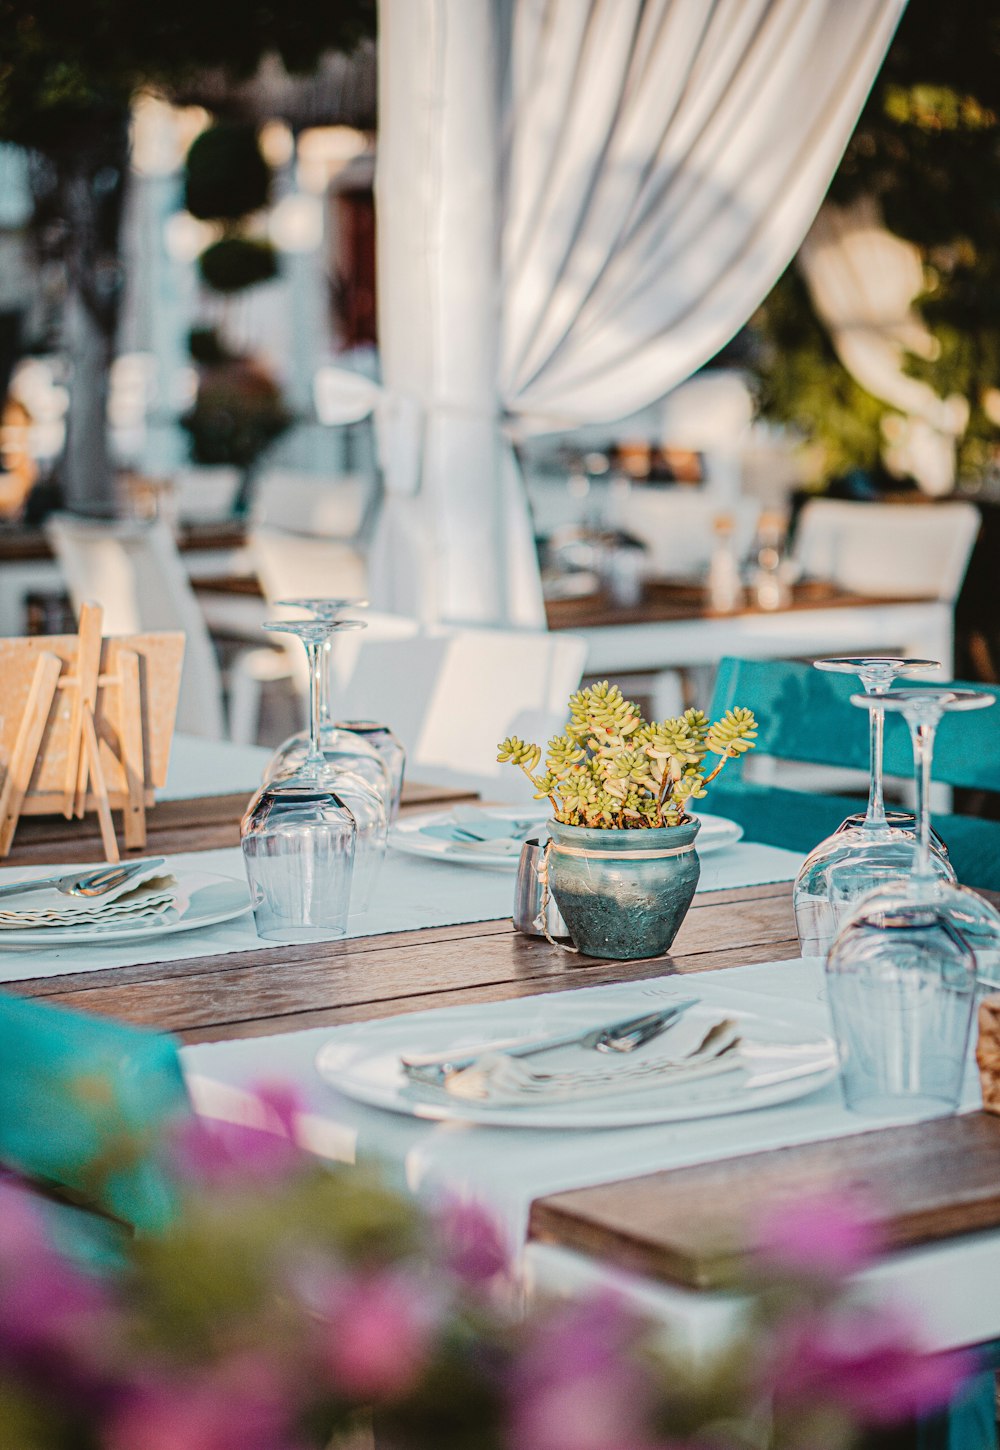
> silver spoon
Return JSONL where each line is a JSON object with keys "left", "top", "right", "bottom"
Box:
{"left": 0, "top": 858, "right": 167, "bottom": 904}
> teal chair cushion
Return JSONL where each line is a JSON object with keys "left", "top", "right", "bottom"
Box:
{"left": 709, "top": 781, "right": 1000, "bottom": 893}
{"left": 707, "top": 657, "right": 1000, "bottom": 892}
{"left": 0, "top": 992, "right": 190, "bottom": 1233}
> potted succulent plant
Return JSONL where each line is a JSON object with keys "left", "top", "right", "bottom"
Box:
{"left": 498, "top": 682, "right": 758, "bottom": 960}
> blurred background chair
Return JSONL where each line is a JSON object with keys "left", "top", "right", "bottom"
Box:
{"left": 224, "top": 524, "right": 371, "bottom": 743}
{"left": 0, "top": 991, "right": 189, "bottom": 1237}
{"left": 607, "top": 490, "right": 761, "bottom": 581}
{"left": 250, "top": 469, "right": 373, "bottom": 540}
{"left": 791, "top": 498, "right": 980, "bottom": 600}
{"left": 46, "top": 514, "right": 277, "bottom": 742}
{"left": 706, "top": 654, "right": 1000, "bottom": 890}
{"left": 330, "top": 620, "right": 588, "bottom": 801}
{"left": 170, "top": 465, "right": 242, "bottom": 524}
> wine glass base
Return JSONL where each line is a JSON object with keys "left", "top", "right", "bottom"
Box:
{"left": 252, "top": 916, "right": 347, "bottom": 944}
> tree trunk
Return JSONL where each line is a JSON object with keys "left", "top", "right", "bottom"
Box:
{"left": 38, "top": 111, "right": 130, "bottom": 516}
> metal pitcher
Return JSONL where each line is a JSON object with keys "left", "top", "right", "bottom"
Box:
{"left": 513, "top": 837, "right": 570, "bottom": 940}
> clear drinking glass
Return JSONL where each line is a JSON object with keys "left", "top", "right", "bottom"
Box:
{"left": 335, "top": 720, "right": 406, "bottom": 820}
{"left": 266, "top": 598, "right": 393, "bottom": 814}
{"left": 262, "top": 618, "right": 387, "bottom": 913}
{"left": 793, "top": 657, "right": 954, "bottom": 957}
{"left": 826, "top": 687, "right": 998, "bottom": 1116}
{"left": 241, "top": 618, "right": 357, "bottom": 941}
{"left": 241, "top": 784, "right": 356, "bottom": 942}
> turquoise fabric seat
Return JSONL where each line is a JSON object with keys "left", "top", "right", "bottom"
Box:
{"left": 0, "top": 992, "right": 190, "bottom": 1235}
{"left": 707, "top": 658, "right": 1000, "bottom": 891}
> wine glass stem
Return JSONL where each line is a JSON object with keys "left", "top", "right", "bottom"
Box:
{"left": 305, "top": 639, "right": 324, "bottom": 766}
{"left": 865, "top": 693, "right": 888, "bottom": 828}
{"left": 910, "top": 716, "right": 938, "bottom": 883}
{"left": 320, "top": 638, "right": 334, "bottom": 729}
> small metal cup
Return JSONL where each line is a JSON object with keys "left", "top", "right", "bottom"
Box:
{"left": 514, "top": 837, "right": 570, "bottom": 939}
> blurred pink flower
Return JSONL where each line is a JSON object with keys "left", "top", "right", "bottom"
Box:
{"left": 436, "top": 1197, "right": 509, "bottom": 1285}
{"left": 313, "top": 1268, "right": 437, "bottom": 1402}
{"left": 768, "top": 1303, "right": 972, "bottom": 1425}
{"left": 0, "top": 1183, "right": 114, "bottom": 1373}
{"left": 507, "top": 1298, "right": 666, "bottom": 1450}
{"left": 752, "top": 1189, "right": 884, "bottom": 1281}
{"left": 103, "top": 1357, "right": 300, "bottom": 1450}
{"left": 171, "top": 1083, "right": 304, "bottom": 1186}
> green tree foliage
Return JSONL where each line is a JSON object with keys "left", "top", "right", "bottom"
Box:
{"left": 0, "top": 1, "right": 375, "bottom": 148}
{"left": 0, "top": 0, "right": 374, "bottom": 511}
{"left": 749, "top": 0, "right": 1000, "bottom": 483}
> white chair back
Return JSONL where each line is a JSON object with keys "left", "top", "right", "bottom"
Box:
{"left": 792, "top": 499, "right": 980, "bottom": 601}
{"left": 45, "top": 515, "right": 226, "bottom": 740}
{"left": 330, "top": 620, "right": 588, "bottom": 801}
{"left": 608, "top": 489, "right": 761, "bottom": 578}
{"left": 250, "top": 526, "right": 369, "bottom": 610}
{"left": 250, "top": 470, "right": 370, "bottom": 539}
{"left": 170, "top": 466, "right": 242, "bottom": 524}
{"left": 250, "top": 526, "right": 370, "bottom": 695}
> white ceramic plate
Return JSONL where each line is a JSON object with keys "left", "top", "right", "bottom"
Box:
{"left": 388, "top": 806, "right": 744, "bottom": 871}
{"left": 315, "top": 1002, "right": 838, "bottom": 1129}
{"left": 0, "top": 873, "right": 252, "bottom": 948}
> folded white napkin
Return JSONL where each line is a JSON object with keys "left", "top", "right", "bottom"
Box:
{"left": 412, "top": 1015, "right": 743, "bottom": 1107}
{"left": 0, "top": 867, "right": 181, "bottom": 930}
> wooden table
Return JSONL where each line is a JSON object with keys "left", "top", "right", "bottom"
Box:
{"left": 192, "top": 573, "right": 957, "bottom": 679}
{"left": 0, "top": 521, "right": 251, "bottom": 637}
{"left": 4, "top": 790, "right": 998, "bottom": 1370}
{"left": 546, "top": 578, "right": 956, "bottom": 678}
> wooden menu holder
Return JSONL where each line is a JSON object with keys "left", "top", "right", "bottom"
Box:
{"left": 0, "top": 603, "right": 184, "bottom": 862}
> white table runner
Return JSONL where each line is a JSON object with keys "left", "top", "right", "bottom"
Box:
{"left": 0, "top": 841, "right": 803, "bottom": 984}
{"left": 184, "top": 955, "right": 984, "bottom": 1248}
{"left": 161, "top": 734, "right": 272, "bottom": 800}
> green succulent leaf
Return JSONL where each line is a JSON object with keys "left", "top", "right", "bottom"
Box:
{"left": 498, "top": 688, "right": 757, "bottom": 828}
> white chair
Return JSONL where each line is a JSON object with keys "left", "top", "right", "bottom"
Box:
{"left": 221, "top": 527, "right": 371, "bottom": 744}
{"left": 170, "top": 466, "right": 242, "bottom": 524}
{"left": 250, "top": 525, "right": 368, "bottom": 607}
{"left": 330, "top": 620, "right": 588, "bottom": 801}
{"left": 608, "top": 489, "right": 761, "bottom": 580}
{"left": 250, "top": 470, "right": 371, "bottom": 540}
{"left": 46, "top": 514, "right": 228, "bottom": 740}
{"left": 791, "top": 498, "right": 980, "bottom": 601}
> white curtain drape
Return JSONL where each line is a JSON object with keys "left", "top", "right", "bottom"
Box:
{"left": 372, "top": 0, "right": 906, "bottom": 626}
{"left": 797, "top": 195, "right": 968, "bottom": 496}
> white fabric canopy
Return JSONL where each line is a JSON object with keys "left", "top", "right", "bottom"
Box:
{"left": 373, "top": 0, "right": 907, "bottom": 625}
{"left": 797, "top": 195, "right": 969, "bottom": 496}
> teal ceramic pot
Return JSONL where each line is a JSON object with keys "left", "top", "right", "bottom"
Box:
{"left": 546, "top": 817, "right": 701, "bottom": 961}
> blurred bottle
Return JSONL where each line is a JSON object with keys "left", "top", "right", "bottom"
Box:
{"left": 750, "top": 510, "right": 792, "bottom": 611}
{"left": 706, "top": 513, "right": 743, "bottom": 613}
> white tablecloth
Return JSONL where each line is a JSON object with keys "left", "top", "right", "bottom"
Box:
{"left": 184, "top": 955, "right": 983, "bottom": 1249}
{"left": 161, "top": 734, "right": 272, "bottom": 800}
{"left": 0, "top": 841, "right": 804, "bottom": 984}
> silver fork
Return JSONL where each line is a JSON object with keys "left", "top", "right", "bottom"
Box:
{"left": 0, "top": 858, "right": 166, "bottom": 904}
{"left": 401, "top": 998, "right": 699, "bottom": 1086}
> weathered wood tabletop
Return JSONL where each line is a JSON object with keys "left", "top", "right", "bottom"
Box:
{"left": 5, "top": 783, "right": 999, "bottom": 1277}
{"left": 2, "top": 785, "right": 801, "bottom": 1045}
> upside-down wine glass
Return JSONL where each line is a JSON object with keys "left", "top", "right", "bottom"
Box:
{"left": 792, "top": 657, "right": 955, "bottom": 957}
{"left": 262, "top": 618, "right": 388, "bottom": 912}
{"left": 333, "top": 719, "right": 406, "bottom": 821}
{"left": 826, "top": 688, "right": 1000, "bottom": 1117}
{"left": 241, "top": 619, "right": 358, "bottom": 941}
{"left": 265, "top": 597, "right": 393, "bottom": 813}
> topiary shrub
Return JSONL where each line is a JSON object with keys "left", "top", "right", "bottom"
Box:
{"left": 197, "top": 236, "right": 279, "bottom": 293}
{"left": 184, "top": 121, "right": 272, "bottom": 221}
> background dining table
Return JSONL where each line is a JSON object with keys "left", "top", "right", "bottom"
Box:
{"left": 1, "top": 737, "right": 998, "bottom": 1374}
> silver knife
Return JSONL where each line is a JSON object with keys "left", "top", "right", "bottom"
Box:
{"left": 400, "top": 998, "right": 699, "bottom": 1084}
